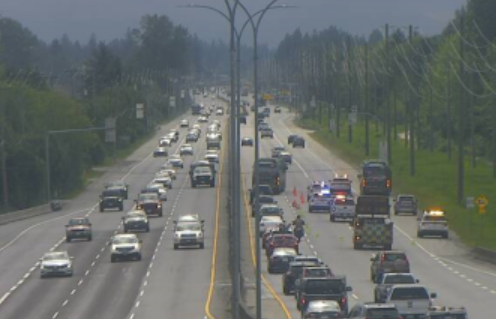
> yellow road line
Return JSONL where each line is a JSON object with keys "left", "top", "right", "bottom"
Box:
{"left": 205, "top": 124, "right": 227, "bottom": 319}
{"left": 241, "top": 174, "right": 293, "bottom": 319}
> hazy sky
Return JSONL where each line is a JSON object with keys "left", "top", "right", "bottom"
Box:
{"left": 0, "top": 0, "right": 467, "bottom": 46}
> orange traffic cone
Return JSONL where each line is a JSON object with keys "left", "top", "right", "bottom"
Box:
{"left": 300, "top": 193, "right": 306, "bottom": 204}
{"left": 293, "top": 187, "right": 297, "bottom": 197}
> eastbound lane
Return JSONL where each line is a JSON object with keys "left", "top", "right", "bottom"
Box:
{"left": 0, "top": 95, "right": 228, "bottom": 319}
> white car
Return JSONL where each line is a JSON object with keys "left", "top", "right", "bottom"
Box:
{"left": 153, "top": 174, "right": 173, "bottom": 189}
{"left": 153, "top": 147, "right": 168, "bottom": 157}
{"left": 215, "top": 109, "right": 224, "bottom": 115}
{"left": 385, "top": 284, "right": 436, "bottom": 318}
{"left": 168, "top": 155, "right": 184, "bottom": 168}
{"left": 40, "top": 251, "right": 74, "bottom": 278}
{"left": 180, "top": 119, "right": 189, "bottom": 128}
{"left": 146, "top": 183, "right": 168, "bottom": 201}
{"left": 166, "top": 132, "right": 178, "bottom": 143}
{"left": 204, "top": 153, "right": 219, "bottom": 163}
{"left": 193, "top": 124, "right": 201, "bottom": 131}
{"left": 198, "top": 116, "right": 208, "bottom": 123}
{"left": 157, "top": 168, "right": 176, "bottom": 180}
{"left": 178, "top": 214, "right": 200, "bottom": 223}
{"left": 259, "top": 216, "right": 284, "bottom": 236}
{"left": 159, "top": 138, "right": 172, "bottom": 147}
{"left": 110, "top": 234, "right": 142, "bottom": 262}
{"left": 180, "top": 144, "right": 194, "bottom": 156}
{"left": 173, "top": 220, "right": 205, "bottom": 249}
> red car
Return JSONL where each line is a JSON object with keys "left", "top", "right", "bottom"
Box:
{"left": 266, "top": 234, "right": 299, "bottom": 257}
{"left": 263, "top": 228, "right": 294, "bottom": 249}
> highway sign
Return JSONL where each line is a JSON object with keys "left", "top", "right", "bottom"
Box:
{"left": 104, "top": 118, "right": 116, "bottom": 143}
{"left": 466, "top": 196, "right": 475, "bottom": 209}
{"left": 136, "top": 103, "right": 145, "bottom": 119}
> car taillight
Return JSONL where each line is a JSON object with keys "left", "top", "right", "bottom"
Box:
{"left": 301, "top": 297, "right": 306, "bottom": 305}
{"left": 387, "top": 179, "right": 391, "bottom": 188}
{"left": 341, "top": 297, "right": 347, "bottom": 305}
{"left": 362, "top": 179, "right": 366, "bottom": 187}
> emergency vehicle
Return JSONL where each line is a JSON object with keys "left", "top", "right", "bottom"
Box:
{"left": 330, "top": 195, "right": 356, "bottom": 222}
{"left": 353, "top": 196, "right": 393, "bottom": 250}
{"left": 417, "top": 209, "right": 449, "bottom": 239}
{"left": 309, "top": 183, "right": 332, "bottom": 213}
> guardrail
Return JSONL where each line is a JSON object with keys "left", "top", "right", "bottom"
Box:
{"left": 0, "top": 204, "right": 52, "bottom": 225}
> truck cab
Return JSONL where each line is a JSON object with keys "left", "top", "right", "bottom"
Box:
{"left": 358, "top": 160, "right": 392, "bottom": 196}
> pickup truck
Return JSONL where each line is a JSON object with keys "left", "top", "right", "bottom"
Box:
{"left": 296, "top": 277, "right": 352, "bottom": 314}
{"left": 385, "top": 284, "right": 436, "bottom": 318}
{"left": 374, "top": 273, "right": 418, "bottom": 303}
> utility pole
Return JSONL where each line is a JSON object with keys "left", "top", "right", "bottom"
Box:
{"left": 385, "top": 23, "right": 392, "bottom": 165}
{"left": 457, "top": 15, "right": 465, "bottom": 205}
{"left": 429, "top": 73, "right": 434, "bottom": 152}
{"left": 447, "top": 66, "right": 452, "bottom": 160}
{"left": 365, "top": 42, "right": 370, "bottom": 156}
{"left": 347, "top": 36, "right": 353, "bottom": 144}
{"left": 0, "top": 97, "right": 8, "bottom": 211}
{"left": 408, "top": 25, "right": 416, "bottom": 176}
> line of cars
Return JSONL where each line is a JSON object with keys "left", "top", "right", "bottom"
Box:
{"left": 253, "top": 106, "right": 466, "bottom": 318}
{"left": 39, "top": 113, "right": 216, "bottom": 278}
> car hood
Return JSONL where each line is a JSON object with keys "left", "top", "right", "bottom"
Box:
{"left": 42, "top": 260, "right": 71, "bottom": 267}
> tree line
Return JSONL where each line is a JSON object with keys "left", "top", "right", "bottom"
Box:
{"left": 0, "top": 14, "right": 229, "bottom": 211}
{"left": 269, "top": 0, "right": 496, "bottom": 204}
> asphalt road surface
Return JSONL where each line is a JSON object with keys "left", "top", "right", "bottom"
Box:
{"left": 0, "top": 94, "right": 228, "bottom": 319}
{"left": 240, "top": 104, "right": 495, "bottom": 319}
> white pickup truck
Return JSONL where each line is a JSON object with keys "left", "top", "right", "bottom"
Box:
{"left": 385, "top": 284, "right": 436, "bottom": 319}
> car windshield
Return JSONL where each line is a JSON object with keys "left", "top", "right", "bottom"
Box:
{"left": 139, "top": 193, "right": 158, "bottom": 201}
{"left": 43, "top": 252, "right": 68, "bottom": 260}
{"left": 273, "top": 236, "right": 296, "bottom": 245}
{"left": 127, "top": 211, "right": 145, "bottom": 218}
{"left": 399, "top": 196, "right": 415, "bottom": 203}
{"left": 384, "top": 253, "right": 407, "bottom": 262}
{"left": 195, "top": 167, "right": 211, "bottom": 174}
{"left": 384, "top": 275, "right": 416, "bottom": 284}
{"left": 176, "top": 223, "right": 202, "bottom": 231}
{"left": 304, "top": 268, "right": 332, "bottom": 277}
{"left": 261, "top": 206, "right": 280, "bottom": 215}
{"left": 390, "top": 287, "right": 429, "bottom": 300}
{"left": 103, "top": 189, "right": 121, "bottom": 197}
{"left": 304, "top": 280, "right": 344, "bottom": 294}
{"left": 364, "top": 165, "right": 387, "bottom": 177}
{"left": 68, "top": 219, "right": 88, "bottom": 226}
{"left": 112, "top": 236, "right": 138, "bottom": 244}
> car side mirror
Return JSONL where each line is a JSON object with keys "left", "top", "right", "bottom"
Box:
{"left": 346, "top": 286, "right": 353, "bottom": 292}
{"left": 430, "top": 293, "right": 437, "bottom": 299}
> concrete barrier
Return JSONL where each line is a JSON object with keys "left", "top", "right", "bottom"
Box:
{"left": 0, "top": 204, "right": 53, "bottom": 225}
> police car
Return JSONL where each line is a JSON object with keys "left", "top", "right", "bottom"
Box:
{"left": 309, "top": 183, "right": 333, "bottom": 213}
{"left": 330, "top": 195, "right": 356, "bottom": 222}
{"left": 417, "top": 209, "right": 449, "bottom": 239}
{"left": 307, "top": 181, "right": 324, "bottom": 201}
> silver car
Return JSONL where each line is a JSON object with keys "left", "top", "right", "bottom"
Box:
{"left": 173, "top": 220, "right": 205, "bottom": 249}
{"left": 259, "top": 215, "right": 284, "bottom": 236}
{"left": 110, "top": 234, "right": 142, "bottom": 262}
{"left": 40, "top": 251, "right": 74, "bottom": 278}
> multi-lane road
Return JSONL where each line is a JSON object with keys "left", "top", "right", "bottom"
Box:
{"left": 0, "top": 95, "right": 228, "bottom": 319}
{"left": 1, "top": 93, "right": 495, "bottom": 319}
{"left": 240, "top": 104, "right": 496, "bottom": 319}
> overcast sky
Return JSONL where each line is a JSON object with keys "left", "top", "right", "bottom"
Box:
{"left": 0, "top": 0, "right": 467, "bottom": 46}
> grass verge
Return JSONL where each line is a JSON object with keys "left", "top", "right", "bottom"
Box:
{"left": 296, "top": 115, "right": 496, "bottom": 250}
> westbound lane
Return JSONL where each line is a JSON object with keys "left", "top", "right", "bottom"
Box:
{"left": 0, "top": 96, "right": 225, "bottom": 319}
{"left": 264, "top": 107, "right": 495, "bottom": 317}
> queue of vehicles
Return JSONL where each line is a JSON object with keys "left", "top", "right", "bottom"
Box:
{"left": 250, "top": 104, "right": 464, "bottom": 318}
{"left": 41, "top": 103, "right": 222, "bottom": 278}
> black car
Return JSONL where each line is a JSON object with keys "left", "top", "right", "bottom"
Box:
{"left": 99, "top": 187, "right": 124, "bottom": 212}
{"left": 288, "top": 134, "right": 298, "bottom": 144}
{"left": 283, "top": 261, "right": 321, "bottom": 295}
{"left": 267, "top": 247, "right": 297, "bottom": 273}
{"left": 240, "top": 116, "right": 247, "bottom": 125}
{"left": 292, "top": 136, "right": 306, "bottom": 148}
{"left": 348, "top": 303, "right": 401, "bottom": 319}
{"left": 105, "top": 181, "right": 129, "bottom": 199}
{"left": 249, "top": 184, "right": 274, "bottom": 204}
{"left": 241, "top": 137, "right": 253, "bottom": 146}
{"left": 122, "top": 210, "right": 150, "bottom": 233}
{"left": 186, "top": 133, "right": 199, "bottom": 143}
{"left": 296, "top": 277, "right": 352, "bottom": 313}
{"left": 251, "top": 196, "right": 277, "bottom": 217}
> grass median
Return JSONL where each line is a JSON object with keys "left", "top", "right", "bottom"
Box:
{"left": 296, "top": 115, "right": 496, "bottom": 250}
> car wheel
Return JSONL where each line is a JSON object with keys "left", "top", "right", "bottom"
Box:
{"left": 146, "top": 226, "right": 150, "bottom": 233}
{"left": 99, "top": 206, "right": 104, "bottom": 212}
{"left": 111, "top": 255, "right": 117, "bottom": 263}
{"left": 283, "top": 286, "right": 290, "bottom": 295}
{"left": 330, "top": 215, "right": 335, "bottom": 222}
{"left": 353, "top": 243, "right": 362, "bottom": 250}
{"left": 174, "top": 244, "right": 179, "bottom": 250}
{"left": 66, "top": 237, "right": 71, "bottom": 243}
{"left": 374, "top": 292, "right": 379, "bottom": 303}
{"left": 200, "top": 243, "right": 205, "bottom": 249}
{"left": 210, "top": 181, "right": 215, "bottom": 187}
{"left": 123, "top": 227, "right": 128, "bottom": 233}
{"left": 394, "top": 210, "right": 398, "bottom": 215}
{"left": 88, "top": 236, "right": 92, "bottom": 241}
{"left": 417, "top": 231, "right": 423, "bottom": 238}
{"left": 119, "top": 204, "right": 124, "bottom": 211}
{"left": 136, "top": 254, "right": 142, "bottom": 261}
{"left": 443, "top": 233, "right": 449, "bottom": 239}
{"left": 385, "top": 244, "right": 392, "bottom": 250}
{"left": 192, "top": 182, "right": 196, "bottom": 188}
{"left": 267, "top": 266, "right": 272, "bottom": 274}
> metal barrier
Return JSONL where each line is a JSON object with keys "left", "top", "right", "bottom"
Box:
{"left": 0, "top": 204, "right": 52, "bottom": 225}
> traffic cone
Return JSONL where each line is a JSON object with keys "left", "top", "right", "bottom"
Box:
{"left": 300, "top": 192, "right": 306, "bottom": 204}
{"left": 293, "top": 187, "right": 297, "bottom": 197}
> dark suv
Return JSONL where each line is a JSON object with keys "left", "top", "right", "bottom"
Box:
{"left": 105, "top": 181, "right": 129, "bottom": 199}
{"left": 136, "top": 193, "right": 163, "bottom": 217}
{"left": 65, "top": 218, "right": 92, "bottom": 242}
{"left": 283, "top": 262, "right": 321, "bottom": 295}
{"left": 296, "top": 277, "right": 352, "bottom": 313}
{"left": 292, "top": 136, "right": 306, "bottom": 148}
{"left": 370, "top": 251, "right": 410, "bottom": 283}
{"left": 394, "top": 194, "right": 418, "bottom": 215}
{"left": 99, "top": 187, "right": 124, "bottom": 212}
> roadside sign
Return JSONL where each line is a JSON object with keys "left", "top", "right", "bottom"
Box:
{"left": 351, "top": 105, "right": 358, "bottom": 113}
{"left": 170, "top": 96, "right": 176, "bottom": 108}
{"left": 466, "top": 196, "right": 475, "bottom": 209}
{"left": 104, "top": 117, "right": 116, "bottom": 143}
{"left": 136, "top": 103, "right": 145, "bottom": 119}
{"left": 310, "top": 96, "right": 316, "bottom": 108}
{"left": 476, "top": 195, "right": 489, "bottom": 215}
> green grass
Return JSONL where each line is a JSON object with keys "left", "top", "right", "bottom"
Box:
{"left": 296, "top": 115, "right": 496, "bottom": 250}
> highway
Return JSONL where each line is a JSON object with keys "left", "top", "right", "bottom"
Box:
{"left": 0, "top": 94, "right": 228, "bottom": 319}
{"left": 240, "top": 104, "right": 496, "bottom": 319}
